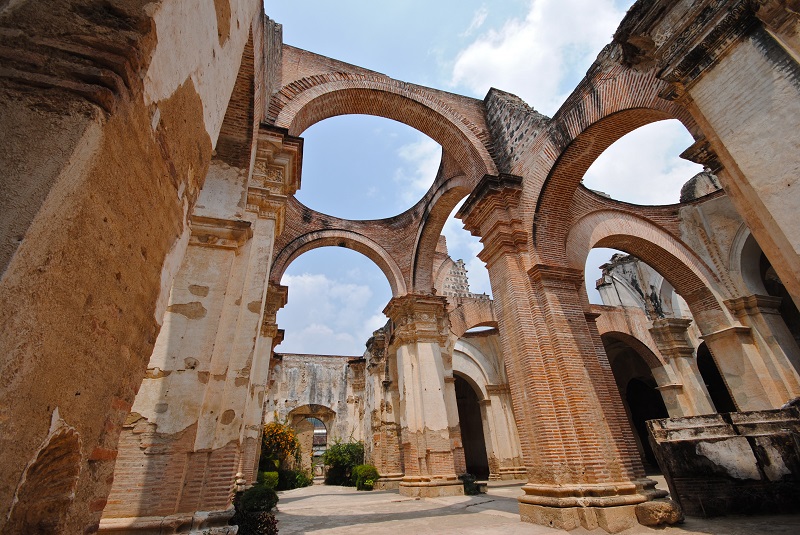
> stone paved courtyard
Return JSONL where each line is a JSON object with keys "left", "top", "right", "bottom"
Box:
{"left": 273, "top": 481, "right": 800, "bottom": 534}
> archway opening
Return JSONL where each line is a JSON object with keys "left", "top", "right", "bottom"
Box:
{"left": 697, "top": 342, "right": 737, "bottom": 413}
{"left": 454, "top": 374, "right": 489, "bottom": 480}
{"left": 602, "top": 334, "right": 668, "bottom": 472}
{"left": 296, "top": 114, "right": 442, "bottom": 220}
{"left": 581, "top": 119, "right": 705, "bottom": 205}
{"left": 278, "top": 247, "right": 392, "bottom": 355}
{"left": 761, "top": 252, "right": 800, "bottom": 348}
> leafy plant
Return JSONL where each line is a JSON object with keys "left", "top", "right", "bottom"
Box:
{"left": 261, "top": 421, "right": 300, "bottom": 470}
{"left": 258, "top": 471, "right": 279, "bottom": 490}
{"left": 231, "top": 484, "right": 279, "bottom": 535}
{"left": 277, "top": 468, "right": 313, "bottom": 490}
{"left": 322, "top": 440, "right": 364, "bottom": 486}
{"left": 351, "top": 464, "right": 379, "bottom": 491}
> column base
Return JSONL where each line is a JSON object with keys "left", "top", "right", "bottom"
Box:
{"left": 490, "top": 467, "right": 527, "bottom": 480}
{"left": 98, "top": 509, "right": 236, "bottom": 534}
{"left": 399, "top": 475, "right": 464, "bottom": 497}
{"left": 519, "top": 503, "right": 638, "bottom": 533}
{"left": 375, "top": 472, "right": 404, "bottom": 490}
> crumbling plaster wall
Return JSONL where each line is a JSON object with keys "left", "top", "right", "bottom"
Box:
{"left": 267, "top": 355, "right": 366, "bottom": 443}
{"left": 0, "top": 1, "right": 263, "bottom": 532}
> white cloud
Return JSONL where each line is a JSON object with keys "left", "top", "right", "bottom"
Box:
{"left": 582, "top": 120, "right": 703, "bottom": 205}
{"left": 277, "top": 272, "right": 384, "bottom": 355}
{"left": 451, "top": 0, "right": 626, "bottom": 114}
{"left": 461, "top": 6, "right": 489, "bottom": 37}
{"left": 393, "top": 135, "right": 442, "bottom": 205}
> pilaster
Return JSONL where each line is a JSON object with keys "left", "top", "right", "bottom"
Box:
{"left": 649, "top": 318, "right": 716, "bottom": 416}
{"left": 384, "top": 294, "right": 463, "bottom": 497}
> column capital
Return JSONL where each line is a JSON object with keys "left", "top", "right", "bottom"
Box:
{"left": 650, "top": 317, "right": 696, "bottom": 359}
{"left": 456, "top": 174, "right": 528, "bottom": 263}
{"left": 189, "top": 215, "right": 253, "bottom": 253}
{"left": 384, "top": 294, "right": 449, "bottom": 346}
{"left": 247, "top": 125, "right": 303, "bottom": 232}
{"left": 527, "top": 263, "right": 584, "bottom": 286}
{"left": 615, "top": 0, "right": 763, "bottom": 99}
{"left": 260, "top": 284, "right": 288, "bottom": 337}
{"left": 725, "top": 294, "right": 784, "bottom": 317}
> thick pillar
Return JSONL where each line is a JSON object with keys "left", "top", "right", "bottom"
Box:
{"left": 366, "top": 330, "right": 404, "bottom": 489}
{"left": 384, "top": 294, "right": 464, "bottom": 497}
{"left": 726, "top": 294, "right": 800, "bottom": 400}
{"left": 459, "top": 174, "right": 658, "bottom": 532}
{"left": 483, "top": 384, "right": 526, "bottom": 480}
{"left": 0, "top": 2, "right": 264, "bottom": 532}
{"left": 649, "top": 318, "right": 717, "bottom": 416}
{"left": 100, "top": 127, "right": 301, "bottom": 533}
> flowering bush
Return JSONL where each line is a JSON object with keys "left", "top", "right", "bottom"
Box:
{"left": 261, "top": 421, "right": 300, "bottom": 470}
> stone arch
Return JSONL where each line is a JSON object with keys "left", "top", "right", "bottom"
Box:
{"left": 522, "top": 63, "right": 699, "bottom": 257}
{"left": 598, "top": 330, "right": 664, "bottom": 371}
{"left": 411, "top": 171, "right": 473, "bottom": 293}
{"left": 567, "top": 210, "right": 730, "bottom": 330}
{"left": 730, "top": 225, "right": 769, "bottom": 295}
{"left": 7, "top": 422, "right": 81, "bottom": 535}
{"left": 270, "top": 229, "right": 407, "bottom": 296}
{"left": 269, "top": 74, "right": 497, "bottom": 181}
{"left": 453, "top": 338, "right": 503, "bottom": 399}
{"left": 449, "top": 299, "right": 497, "bottom": 340}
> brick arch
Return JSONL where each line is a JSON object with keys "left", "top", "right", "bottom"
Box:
{"left": 411, "top": 174, "right": 474, "bottom": 293}
{"left": 523, "top": 64, "right": 699, "bottom": 260}
{"left": 566, "top": 210, "right": 731, "bottom": 331}
{"left": 449, "top": 299, "right": 497, "bottom": 340}
{"left": 269, "top": 74, "right": 496, "bottom": 180}
{"left": 599, "top": 331, "right": 664, "bottom": 372}
{"left": 270, "top": 229, "right": 406, "bottom": 297}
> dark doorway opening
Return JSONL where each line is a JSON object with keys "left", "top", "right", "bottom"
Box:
{"left": 454, "top": 374, "right": 489, "bottom": 480}
{"left": 625, "top": 378, "right": 669, "bottom": 468}
{"left": 696, "top": 342, "right": 737, "bottom": 413}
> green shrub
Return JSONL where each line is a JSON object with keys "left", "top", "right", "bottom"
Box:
{"left": 277, "top": 468, "right": 313, "bottom": 490}
{"left": 322, "top": 440, "right": 364, "bottom": 486}
{"left": 231, "top": 484, "right": 279, "bottom": 535}
{"left": 239, "top": 484, "right": 279, "bottom": 512}
{"left": 258, "top": 471, "right": 279, "bottom": 490}
{"left": 352, "top": 464, "right": 379, "bottom": 491}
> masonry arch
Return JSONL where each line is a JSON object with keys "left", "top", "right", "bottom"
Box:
{"left": 449, "top": 298, "right": 497, "bottom": 340}
{"left": 270, "top": 229, "right": 407, "bottom": 296}
{"left": 567, "top": 210, "right": 730, "bottom": 331}
{"left": 601, "top": 331, "right": 669, "bottom": 470}
{"left": 411, "top": 172, "right": 474, "bottom": 293}
{"left": 269, "top": 74, "right": 497, "bottom": 181}
{"left": 524, "top": 62, "right": 700, "bottom": 256}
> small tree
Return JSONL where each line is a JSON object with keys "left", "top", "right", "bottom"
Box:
{"left": 260, "top": 421, "right": 300, "bottom": 471}
{"left": 322, "top": 440, "right": 364, "bottom": 486}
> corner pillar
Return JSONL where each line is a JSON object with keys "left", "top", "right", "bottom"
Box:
{"left": 384, "top": 294, "right": 464, "bottom": 497}
{"left": 649, "top": 318, "right": 716, "bottom": 416}
{"left": 459, "top": 174, "right": 654, "bottom": 532}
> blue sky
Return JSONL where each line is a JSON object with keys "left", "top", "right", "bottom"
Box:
{"left": 266, "top": 0, "right": 702, "bottom": 355}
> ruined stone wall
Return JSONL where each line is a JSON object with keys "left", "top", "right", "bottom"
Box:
{"left": 266, "top": 354, "right": 366, "bottom": 443}
{"left": 0, "top": 1, "right": 264, "bottom": 532}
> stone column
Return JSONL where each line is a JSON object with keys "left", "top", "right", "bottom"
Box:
{"left": 726, "top": 294, "right": 800, "bottom": 401}
{"left": 384, "top": 294, "right": 464, "bottom": 497}
{"left": 366, "top": 330, "right": 404, "bottom": 489}
{"left": 238, "top": 283, "right": 288, "bottom": 487}
{"left": 443, "top": 373, "right": 467, "bottom": 475}
{"left": 648, "top": 318, "right": 716, "bottom": 416}
{"left": 483, "top": 384, "right": 525, "bottom": 480}
{"left": 459, "top": 174, "right": 657, "bottom": 532}
{"left": 99, "top": 127, "right": 301, "bottom": 533}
